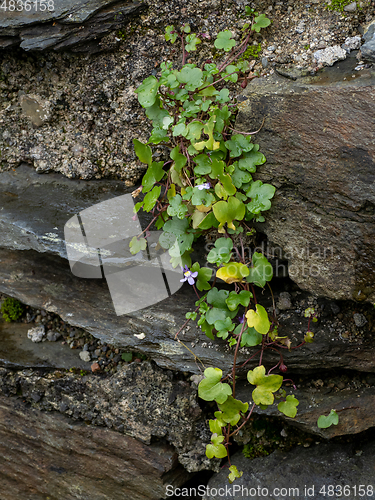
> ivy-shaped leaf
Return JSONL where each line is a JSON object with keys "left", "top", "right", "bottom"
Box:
{"left": 133, "top": 139, "right": 152, "bottom": 166}
{"left": 216, "top": 88, "right": 230, "bottom": 103}
{"left": 226, "top": 290, "right": 252, "bottom": 311}
{"left": 185, "top": 33, "right": 201, "bottom": 52}
{"left": 207, "top": 288, "right": 230, "bottom": 308}
{"left": 317, "top": 410, "right": 339, "bottom": 429}
{"left": 149, "top": 126, "right": 169, "bottom": 144}
{"left": 198, "top": 367, "right": 232, "bottom": 404}
{"left": 145, "top": 97, "right": 170, "bottom": 127}
{"left": 214, "top": 317, "right": 235, "bottom": 339}
{"left": 206, "top": 434, "right": 227, "bottom": 459}
{"left": 191, "top": 262, "right": 213, "bottom": 291}
{"left": 165, "top": 25, "right": 178, "bottom": 43}
{"left": 135, "top": 75, "right": 159, "bottom": 108}
{"left": 278, "top": 395, "right": 299, "bottom": 418}
{"left": 212, "top": 196, "right": 246, "bottom": 233}
{"left": 240, "top": 326, "right": 263, "bottom": 347}
{"left": 159, "top": 218, "right": 194, "bottom": 257}
{"left": 238, "top": 148, "right": 265, "bottom": 172}
{"left": 252, "top": 14, "right": 271, "bottom": 33}
{"left": 194, "top": 154, "right": 212, "bottom": 175}
{"left": 221, "top": 64, "right": 239, "bottom": 83}
{"left": 170, "top": 146, "right": 187, "bottom": 173}
{"left": 245, "top": 304, "right": 270, "bottom": 334}
{"left": 225, "top": 134, "right": 253, "bottom": 158}
{"left": 207, "top": 238, "right": 233, "bottom": 265}
{"left": 194, "top": 115, "right": 220, "bottom": 151}
{"left": 143, "top": 185, "right": 161, "bottom": 212}
{"left": 247, "top": 365, "right": 283, "bottom": 405}
{"left": 142, "top": 161, "right": 165, "bottom": 193}
{"left": 246, "top": 180, "right": 276, "bottom": 214}
{"left": 209, "top": 419, "right": 225, "bottom": 434}
{"left": 129, "top": 236, "right": 147, "bottom": 255}
{"left": 231, "top": 161, "right": 252, "bottom": 188}
{"left": 167, "top": 194, "right": 188, "bottom": 219}
{"left": 214, "top": 30, "right": 236, "bottom": 52}
{"left": 177, "top": 66, "right": 203, "bottom": 91}
{"left": 216, "top": 262, "right": 249, "bottom": 284}
{"left": 215, "top": 396, "right": 249, "bottom": 426}
{"left": 247, "top": 252, "right": 273, "bottom": 287}
{"left": 228, "top": 465, "right": 243, "bottom": 484}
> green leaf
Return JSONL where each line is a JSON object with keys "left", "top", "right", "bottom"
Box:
{"left": 317, "top": 410, "right": 339, "bottom": 429}
{"left": 145, "top": 97, "right": 169, "bottom": 127}
{"left": 226, "top": 290, "right": 252, "bottom": 311}
{"left": 240, "top": 326, "right": 262, "bottom": 347}
{"left": 167, "top": 194, "right": 188, "bottom": 219}
{"left": 177, "top": 66, "right": 203, "bottom": 91}
{"left": 159, "top": 218, "right": 194, "bottom": 257}
{"left": 231, "top": 161, "right": 252, "bottom": 188}
{"left": 225, "top": 134, "right": 253, "bottom": 158}
{"left": 212, "top": 196, "right": 246, "bottom": 233}
{"left": 213, "top": 106, "right": 231, "bottom": 133}
{"left": 133, "top": 139, "right": 152, "bottom": 166}
{"left": 209, "top": 419, "right": 225, "bottom": 434}
{"left": 207, "top": 287, "right": 230, "bottom": 309}
{"left": 170, "top": 249, "right": 192, "bottom": 270}
{"left": 214, "top": 317, "right": 235, "bottom": 335}
{"left": 191, "top": 262, "right": 213, "bottom": 291}
{"left": 215, "top": 396, "right": 249, "bottom": 426}
{"left": 245, "top": 304, "right": 270, "bottom": 335}
{"left": 165, "top": 25, "right": 178, "bottom": 43}
{"left": 143, "top": 185, "right": 161, "bottom": 212}
{"left": 186, "top": 121, "right": 205, "bottom": 142}
{"left": 246, "top": 180, "right": 276, "bottom": 214}
{"left": 142, "top": 161, "right": 165, "bottom": 193}
{"left": 252, "top": 14, "right": 271, "bottom": 33}
{"left": 247, "top": 252, "right": 273, "bottom": 287}
{"left": 207, "top": 238, "right": 233, "bottom": 265}
{"left": 206, "top": 435, "right": 227, "bottom": 459}
{"left": 185, "top": 33, "right": 201, "bottom": 52}
{"left": 238, "top": 149, "right": 265, "bottom": 172}
{"left": 194, "top": 154, "right": 212, "bottom": 175}
{"left": 172, "top": 122, "right": 188, "bottom": 137}
{"left": 199, "top": 319, "right": 215, "bottom": 340}
{"left": 129, "top": 236, "right": 147, "bottom": 255}
{"left": 170, "top": 146, "right": 187, "bottom": 172}
{"left": 149, "top": 126, "right": 169, "bottom": 144}
{"left": 228, "top": 465, "right": 243, "bottom": 484}
{"left": 214, "top": 30, "right": 236, "bottom": 52}
{"left": 135, "top": 75, "right": 159, "bottom": 108}
{"left": 198, "top": 367, "right": 232, "bottom": 404}
{"left": 278, "top": 395, "right": 299, "bottom": 418}
{"left": 216, "top": 262, "right": 249, "bottom": 284}
{"left": 247, "top": 365, "right": 283, "bottom": 405}
{"left": 222, "top": 64, "right": 239, "bottom": 83}
{"left": 206, "top": 307, "right": 229, "bottom": 325}
{"left": 183, "top": 24, "right": 191, "bottom": 33}
{"left": 216, "top": 88, "right": 230, "bottom": 104}
{"left": 194, "top": 115, "right": 220, "bottom": 151}
{"left": 121, "top": 352, "right": 133, "bottom": 362}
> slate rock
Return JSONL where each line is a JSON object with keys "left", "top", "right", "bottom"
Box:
{"left": 0, "top": 0, "right": 145, "bottom": 52}
{"left": 235, "top": 60, "right": 375, "bottom": 303}
{"left": 0, "top": 395, "right": 189, "bottom": 500}
{"left": 203, "top": 441, "right": 375, "bottom": 500}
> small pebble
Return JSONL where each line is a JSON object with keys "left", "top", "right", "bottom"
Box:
{"left": 79, "top": 350, "right": 91, "bottom": 362}
{"left": 353, "top": 313, "right": 367, "bottom": 327}
{"left": 46, "top": 330, "right": 61, "bottom": 342}
{"left": 27, "top": 326, "right": 45, "bottom": 343}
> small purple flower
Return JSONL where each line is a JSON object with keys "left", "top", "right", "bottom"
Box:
{"left": 238, "top": 314, "right": 245, "bottom": 324}
{"left": 196, "top": 182, "right": 211, "bottom": 191}
{"left": 180, "top": 265, "right": 198, "bottom": 285}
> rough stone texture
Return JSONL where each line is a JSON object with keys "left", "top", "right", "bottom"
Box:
{"left": 0, "top": 0, "right": 145, "bottom": 52}
{"left": 313, "top": 44, "right": 347, "bottom": 65}
{"left": 236, "top": 382, "right": 375, "bottom": 440}
{"left": 0, "top": 247, "right": 374, "bottom": 375}
{"left": 236, "top": 61, "right": 375, "bottom": 304}
{"left": 0, "top": 361, "right": 215, "bottom": 473}
{"left": 203, "top": 442, "right": 375, "bottom": 500}
{"left": 0, "top": 395, "right": 188, "bottom": 500}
